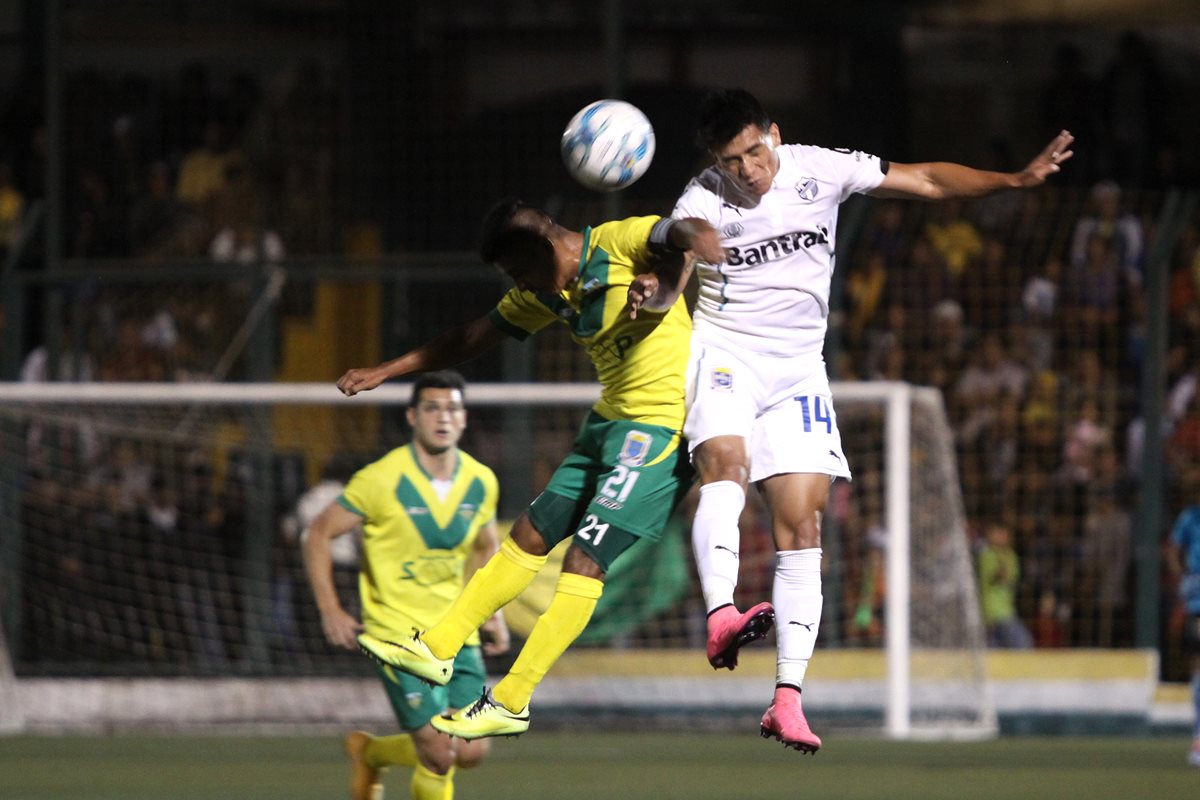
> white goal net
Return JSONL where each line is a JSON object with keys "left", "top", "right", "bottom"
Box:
{"left": 0, "top": 381, "right": 993, "bottom": 738}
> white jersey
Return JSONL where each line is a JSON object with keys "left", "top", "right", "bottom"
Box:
{"left": 673, "top": 143, "right": 888, "bottom": 358}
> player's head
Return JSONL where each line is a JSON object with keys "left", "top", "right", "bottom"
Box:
{"left": 480, "top": 196, "right": 569, "bottom": 293}
{"left": 407, "top": 370, "right": 467, "bottom": 455}
{"left": 696, "top": 88, "right": 781, "bottom": 197}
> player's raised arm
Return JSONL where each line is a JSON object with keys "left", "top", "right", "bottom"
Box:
{"left": 336, "top": 314, "right": 508, "bottom": 397}
{"left": 869, "top": 129, "right": 1075, "bottom": 201}
{"left": 629, "top": 217, "right": 722, "bottom": 318}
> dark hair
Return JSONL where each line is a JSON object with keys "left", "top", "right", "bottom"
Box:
{"left": 410, "top": 370, "right": 466, "bottom": 408}
{"left": 478, "top": 195, "right": 551, "bottom": 265}
{"left": 695, "top": 88, "right": 772, "bottom": 151}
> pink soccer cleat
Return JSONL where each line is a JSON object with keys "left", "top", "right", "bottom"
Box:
{"left": 760, "top": 686, "right": 822, "bottom": 754}
{"left": 706, "top": 601, "right": 775, "bottom": 670}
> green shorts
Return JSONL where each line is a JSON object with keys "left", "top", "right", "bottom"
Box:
{"left": 374, "top": 645, "right": 486, "bottom": 731}
{"left": 528, "top": 411, "right": 693, "bottom": 571}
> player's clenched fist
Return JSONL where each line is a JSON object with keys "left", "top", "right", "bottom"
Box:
{"left": 337, "top": 366, "right": 386, "bottom": 396}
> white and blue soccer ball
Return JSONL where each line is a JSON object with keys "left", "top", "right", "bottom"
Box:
{"left": 561, "top": 100, "right": 655, "bottom": 192}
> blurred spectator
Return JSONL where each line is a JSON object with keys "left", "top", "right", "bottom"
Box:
{"left": 923, "top": 199, "right": 982, "bottom": 279}
{"left": 1062, "top": 348, "right": 1121, "bottom": 434}
{"left": 977, "top": 521, "right": 1033, "bottom": 648}
{"left": 845, "top": 247, "right": 888, "bottom": 354}
{"left": 70, "top": 168, "right": 128, "bottom": 257}
{"left": 954, "top": 332, "right": 1027, "bottom": 445}
{"left": 1020, "top": 255, "right": 1062, "bottom": 373}
{"left": 865, "top": 200, "right": 910, "bottom": 269}
{"left": 97, "top": 316, "right": 167, "bottom": 382}
{"left": 107, "top": 115, "right": 145, "bottom": 220}
{"left": 1164, "top": 472, "right": 1200, "bottom": 765}
{"left": 0, "top": 162, "right": 26, "bottom": 258}
{"left": 176, "top": 120, "right": 243, "bottom": 210}
{"left": 129, "top": 161, "right": 193, "bottom": 258}
{"left": 1079, "top": 483, "right": 1132, "bottom": 646}
{"left": 209, "top": 217, "right": 286, "bottom": 264}
{"left": 1032, "top": 588, "right": 1068, "bottom": 648}
{"left": 1069, "top": 180, "right": 1144, "bottom": 286}
{"left": 1167, "top": 392, "right": 1200, "bottom": 477}
{"left": 1060, "top": 398, "right": 1111, "bottom": 485}
{"left": 1062, "top": 230, "right": 1122, "bottom": 355}
{"left": 922, "top": 298, "right": 972, "bottom": 395}
{"left": 962, "top": 235, "right": 1021, "bottom": 332}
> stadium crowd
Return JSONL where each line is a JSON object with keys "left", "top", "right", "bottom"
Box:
{"left": 5, "top": 37, "right": 1200, "bottom": 680}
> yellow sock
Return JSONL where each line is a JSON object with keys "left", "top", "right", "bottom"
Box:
{"left": 364, "top": 732, "right": 417, "bottom": 768}
{"left": 492, "top": 571, "right": 603, "bottom": 712}
{"left": 424, "top": 538, "right": 546, "bottom": 659}
{"left": 411, "top": 763, "right": 455, "bottom": 800}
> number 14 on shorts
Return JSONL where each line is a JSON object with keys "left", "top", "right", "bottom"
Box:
{"left": 793, "top": 395, "right": 832, "bottom": 433}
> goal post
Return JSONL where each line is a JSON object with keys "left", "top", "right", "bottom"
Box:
{"left": 0, "top": 381, "right": 993, "bottom": 738}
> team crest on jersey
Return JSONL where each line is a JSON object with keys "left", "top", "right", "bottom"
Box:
{"left": 711, "top": 367, "right": 734, "bottom": 392}
{"left": 406, "top": 691, "right": 424, "bottom": 709}
{"left": 458, "top": 503, "right": 476, "bottom": 520}
{"left": 795, "top": 178, "right": 819, "bottom": 202}
{"left": 721, "top": 222, "right": 744, "bottom": 238}
{"left": 618, "top": 430, "right": 653, "bottom": 467}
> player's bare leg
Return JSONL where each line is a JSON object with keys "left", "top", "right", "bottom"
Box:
{"left": 693, "top": 435, "right": 775, "bottom": 669}
{"left": 756, "top": 471, "right": 828, "bottom": 751}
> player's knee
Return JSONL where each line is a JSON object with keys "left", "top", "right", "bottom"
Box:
{"left": 454, "top": 739, "right": 490, "bottom": 769}
{"left": 414, "top": 722, "right": 458, "bottom": 773}
{"left": 510, "top": 514, "right": 550, "bottom": 556}
{"left": 417, "top": 739, "right": 456, "bottom": 774}
{"left": 694, "top": 437, "right": 749, "bottom": 486}
{"left": 772, "top": 511, "right": 821, "bottom": 551}
{"left": 562, "top": 544, "right": 606, "bottom": 580}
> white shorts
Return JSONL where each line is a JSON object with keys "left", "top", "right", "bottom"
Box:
{"left": 684, "top": 340, "right": 851, "bottom": 483}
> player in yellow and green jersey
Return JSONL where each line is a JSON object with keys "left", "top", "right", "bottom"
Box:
{"left": 303, "top": 370, "right": 509, "bottom": 800}
{"left": 337, "top": 197, "right": 731, "bottom": 740}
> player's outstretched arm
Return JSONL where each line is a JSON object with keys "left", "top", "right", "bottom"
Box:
{"left": 336, "top": 315, "right": 508, "bottom": 396}
{"left": 629, "top": 217, "right": 722, "bottom": 318}
{"left": 302, "top": 502, "right": 366, "bottom": 649}
{"left": 870, "top": 130, "right": 1075, "bottom": 201}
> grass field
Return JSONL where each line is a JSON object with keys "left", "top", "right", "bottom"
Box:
{"left": 1, "top": 732, "right": 1197, "bottom": 800}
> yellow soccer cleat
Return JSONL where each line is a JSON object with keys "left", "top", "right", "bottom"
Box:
{"left": 343, "top": 730, "right": 384, "bottom": 800}
{"left": 357, "top": 632, "right": 453, "bottom": 687}
{"left": 431, "top": 689, "right": 529, "bottom": 740}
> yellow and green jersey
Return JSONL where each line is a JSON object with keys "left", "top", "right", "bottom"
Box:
{"left": 487, "top": 215, "right": 691, "bottom": 429}
{"left": 338, "top": 444, "right": 498, "bottom": 645}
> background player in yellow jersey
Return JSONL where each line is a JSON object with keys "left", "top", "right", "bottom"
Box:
{"left": 303, "top": 370, "right": 509, "bottom": 800}
{"left": 337, "top": 197, "right": 726, "bottom": 739}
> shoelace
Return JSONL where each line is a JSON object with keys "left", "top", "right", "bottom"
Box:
{"left": 464, "top": 694, "right": 495, "bottom": 719}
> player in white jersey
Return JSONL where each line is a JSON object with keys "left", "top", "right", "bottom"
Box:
{"left": 657, "top": 88, "right": 1073, "bottom": 752}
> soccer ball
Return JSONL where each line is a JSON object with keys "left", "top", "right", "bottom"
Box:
{"left": 560, "top": 100, "right": 655, "bottom": 192}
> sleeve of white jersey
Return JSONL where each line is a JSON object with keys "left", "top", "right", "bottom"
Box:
{"left": 671, "top": 176, "right": 720, "bottom": 223}
{"left": 818, "top": 146, "right": 889, "bottom": 203}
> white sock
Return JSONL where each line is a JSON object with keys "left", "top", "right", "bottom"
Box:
{"left": 692, "top": 480, "right": 746, "bottom": 613}
{"left": 774, "top": 548, "right": 823, "bottom": 687}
